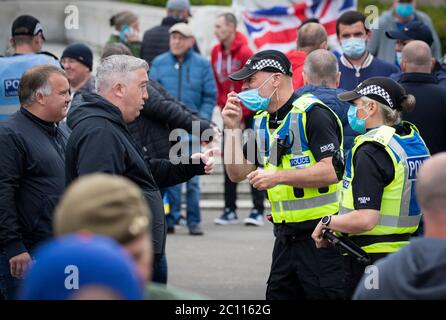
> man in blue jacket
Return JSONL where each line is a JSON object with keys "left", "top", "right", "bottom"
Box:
{"left": 151, "top": 23, "right": 217, "bottom": 236}
{"left": 0, "top": 65, "right": 71, "bottom": 299}
{"left": 296, "top": 49, "right": 357, "bottom": 152}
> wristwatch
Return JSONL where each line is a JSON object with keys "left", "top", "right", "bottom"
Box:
{"left": 321, "top": 215, "right": 332, "bottom": 227}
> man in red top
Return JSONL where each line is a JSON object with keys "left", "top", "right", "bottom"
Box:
{"left": 211, "top": 13, "right": 265, "bottom": 226}
{"left": 286, "top": 21, "right": 328, "bottom": 89}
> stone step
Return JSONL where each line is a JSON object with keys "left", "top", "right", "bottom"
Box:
{"left": 199, "top": 199, "right": 270, "bottom": 209}
{"left": 176, "top": 199, "right": 271, "bottom": 215}
{"left": 199, "top": 193, "right": 252, "bottom": 200}
{"left": 186, "top": 165, "right": 255, "bottom": 197}
{"left": 200, "top": 180, "right": 252, "bottom": 194}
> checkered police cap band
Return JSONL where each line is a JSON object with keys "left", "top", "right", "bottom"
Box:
{"left": 358, "top": 85, "right": 393, "bottom": 109}
{"left": 251, "top": 59, "right": 286, "bottom": 74}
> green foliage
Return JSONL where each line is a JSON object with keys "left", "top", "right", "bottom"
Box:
{"left": 358, "top": 0, "right": 446, "bottom": 57}
{"left": 122, "top": 0, "right": 231, "bottom": 6}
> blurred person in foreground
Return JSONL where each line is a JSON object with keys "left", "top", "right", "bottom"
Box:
{"left": 20, "top": 234, "right": 143, "bottom": 300}
{"left": 354, "top": 153, "right": 446, "bottom": 300}
{"left": 54, "top": 173, "right": 207, "bottom": 299}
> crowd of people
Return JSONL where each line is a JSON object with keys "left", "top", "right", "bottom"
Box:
{"left": 1, "top": 0, "right": 446, "bottom": 300}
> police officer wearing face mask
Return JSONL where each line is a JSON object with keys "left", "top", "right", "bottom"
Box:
{"left": 222, "top": 50, "right": 345, "bottom": 300}
{"left": 312, "top": 77, "right": 430, "bottom": 298}
{"left": 336, "top": 11, "right": 399, "bottom": 91}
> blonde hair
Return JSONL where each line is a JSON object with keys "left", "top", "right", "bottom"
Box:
{"left": 361, "top": 96, "right": 401, "bottom": 126}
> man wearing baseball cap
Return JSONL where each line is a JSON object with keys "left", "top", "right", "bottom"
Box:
{"left": 0, "top": 15, "right": 59, "bottom": 121}
{"left": 223, "top": 49, "right": 345, "bottom": 300}
{"left": 10, "top": 15, "right": 47, "bottom": 53}
{"left": 385, "top": 21, "right": 446, "bottom": 86}
{"left": 368, "top": 0, "right": 442, "bottom": 64}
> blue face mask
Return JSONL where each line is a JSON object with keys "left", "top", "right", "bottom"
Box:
{"left": 347, "top": 104, "right": 368, "bottom": 134}
{"left": 237, "top": 75, "right": 276, "bottom": 112}
{"left": 341, "top": 38, "right": 367, "bottom": 59}
{"left": 396, "top": 3, "right": 414, "bottom": 18}
{"left": 396, "top": 51, "right": 403, "bottom": 67}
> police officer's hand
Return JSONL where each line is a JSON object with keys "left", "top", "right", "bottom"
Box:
{"left": 312, "top": 222, "right": 330, "bottom": 248}
{"left": 9, "top": 252, "right": 33, "bottom": 279}
{"left": 222, "top": 92, "right": 242, "bottom": 129}
{"left": 247, "top": 168, "right": 279, "bottom": 190}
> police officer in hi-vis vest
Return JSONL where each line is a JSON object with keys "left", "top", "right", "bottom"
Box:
{"left": 0, "top": 15, "right": 60, "bottom": 121}
{"left": 312, "top": 77, "right": 430, "bottom": 298}
{"left": 222, "top": 50, "right": 345, "bottom": 300}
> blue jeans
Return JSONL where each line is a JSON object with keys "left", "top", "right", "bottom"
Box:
{"left": 165, "top": 185, "right": 180, "bottom": 229}
{"left": 0, "top": 251, "right": 22, "bottom": 300}
{"left": 152, "top": 253, "right": 168, "bottom": 284}
{"left": 167, "top": 176, "right": 201, "bottom": 227}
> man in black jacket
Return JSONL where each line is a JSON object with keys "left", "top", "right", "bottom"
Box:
{"left": 65, "top": 55, "right": 214, "bottom": 284}
{"left": 0, "top": 65, "right": 71, "bottom": 299}
{"left": 70, "top": 43, "right": 214, "bottom": 161}
{"left": 98, "top": 43, "right": 217, "bottom": 239}
{"left": 130, "top": 78, "right": 214, "bottom": 160}
{"left": 140, "top": 0, "right": 199, "bottom": 64}
{"left": 399, "top": 41, "right": 446, "bottom": 155}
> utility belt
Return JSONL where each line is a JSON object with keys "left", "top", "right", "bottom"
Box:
{"left": 278, "top": 233, "right": 312, "bottom": 244}
{"left": 275, "top": 220, "right": 319, "bottom": 244}
{"left": 347, "top": 233, "right": 411, "bottom": 248}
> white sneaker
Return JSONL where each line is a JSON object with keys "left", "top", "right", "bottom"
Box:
{"left": 243, "top": 209, "right": 264, "bottom": 226}
{"left": 214, "top": 209, "right": 239, "bottom": 225}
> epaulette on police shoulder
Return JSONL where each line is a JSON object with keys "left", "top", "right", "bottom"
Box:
{"left": 39, "top": 51, "right": 59, "bottom": 61}
{"left": 362, "top": 125, "right": 395, "bottom": 147}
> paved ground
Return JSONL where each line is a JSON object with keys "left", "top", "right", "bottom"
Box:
{"left": 166, "top": 210, "right": 275, "bottom": 300}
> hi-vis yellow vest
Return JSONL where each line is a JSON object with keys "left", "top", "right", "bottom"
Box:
{"left": 340, "top": 123, "right": 430, "bottom": 253}
{"left": 253, "top": 94, "right": 343, "bottom": 224}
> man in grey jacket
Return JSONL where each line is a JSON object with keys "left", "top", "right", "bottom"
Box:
{"left": 368, "top": 0, "right": 441, "bottom": 64}
{"left": 354, "top": 153, "right": 446, "bottom": 300}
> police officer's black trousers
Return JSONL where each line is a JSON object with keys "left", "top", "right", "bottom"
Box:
{"left": 344, "top": 253, "right": 387, "bottom": 299}
{"left": 266, "top": 235, "right": 345, "bottom": 300}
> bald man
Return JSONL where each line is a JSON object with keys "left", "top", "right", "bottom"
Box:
{"left": 296, "top": 49, "right": 358, "bottom": 150}
{"left": 353, "top": 153, "right": 446, "bottom": 300}
{"left": 399, "top": 41, "right": 446, "bottom": 155}
{"left": 401, "top": 40, "right": 434, "bottom": 73}
{"left": 286, "top": 22, "right": 328, "bottom": 89}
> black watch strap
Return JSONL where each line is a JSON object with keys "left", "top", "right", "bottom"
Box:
{"left": 321, "top": 215, "right": 331, "bottom": 227}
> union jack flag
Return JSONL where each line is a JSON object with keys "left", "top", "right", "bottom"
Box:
{"left": 242, "top": 0, "right": 357, "bottom": 54}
